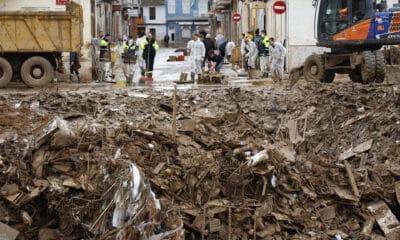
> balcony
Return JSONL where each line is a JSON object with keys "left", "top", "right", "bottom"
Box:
{"left": 121, "top": 0, "right": 141, "bottom": 8}
{"left": 135, "top": 16, "right": 145, "bottom": 25}
{"left": 215, "top": 0, "right": 231, "bottom": 6}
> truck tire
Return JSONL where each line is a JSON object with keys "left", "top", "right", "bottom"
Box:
{"left": 374, "top": 50, "right": 385, "bottom": 83}
{"left": 361, "top": 51, "right": 376, "bottom": 84}
{"left": 0, "top": 57, "right": 13, "bottom": 88}
{"left": 349, "top": 70, "right": 363, "bottom": 83}
{"left": 21, "top": 56, "right": 53, "bottom": 88}
{"left": 304, "top": 54, "right": 335, "bottom": 83}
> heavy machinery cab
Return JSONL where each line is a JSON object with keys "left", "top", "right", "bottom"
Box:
{"left": 316, "top": 0, "right": 400, "bottom": 50}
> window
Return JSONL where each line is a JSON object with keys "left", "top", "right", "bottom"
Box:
{"left": 182, "top": 27, "right": 191, "bottom": 38}
{"left": 182, "top": 0, "right": 190, "bottom": 14}
{"left": 168, "top": 0, "right": 175, "bottom": 14}
{"left": 198, "top": 0, "right": 208, "bottom": 16}
{"left": 319, "top": 0, "right": 349, "bottom": 37}
{"left": 149, "top": 7, "right": 156, "bottom": 20}
{"left": 150, "top": 28, "right": 156, "bottom": 39}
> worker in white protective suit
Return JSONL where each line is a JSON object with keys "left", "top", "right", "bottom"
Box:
{"left": 135, "top": 32, "right": 147, "bottom": 76}
{"left": 241, "top": 34, "right": 258, "bottom": 79}
{"left": 225, "top": 41, "right": 235, "bottom": 62}
{"left": 269, "top": 37, "right": 286, "bottom": 84}
{"left": 189, "top": 32, "right": 205, "bottom": 82}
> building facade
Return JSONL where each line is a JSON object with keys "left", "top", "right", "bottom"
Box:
{"left": 138, "top": 0, "right": 166, "bottom": 41}
{"left": 165, "top": 0, "right": 210, "bottom": 43}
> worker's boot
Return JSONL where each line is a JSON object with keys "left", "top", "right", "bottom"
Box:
{"left": 198, "top": 74, "right": 202, "bottom": 83}
{"left": 127, "top": 74, "right": 133, "bottom": 85}
{"left": 147, "top": 72, "right": 153, "bottom": 79}
{"left": 248, "top": 69, "right": 253, "bottom": 80}
{"left": 190, "top": 72, "right": 195, "bottom": 82}
{"left": 179, "top": 73, "right": 184, "bottom": 82}
{"left": 263, "top": 72, "right": 268, "bottom": 78}
{"left": 141, "top": 69, "right": 146, "bottom": 76}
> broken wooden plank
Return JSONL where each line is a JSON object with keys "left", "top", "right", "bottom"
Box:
{"left": 338, "top": 139, "right": 373, "bottom": 161}
{"left": 368, "top": 201, "right": 400, "bottom": 240}
{"left": 334, "top": 187, "right": 359, "bottom": 202}
{"left": 0, "top": 222, "right": 19, "bottom": 240}
{"left": 172, "top": 85, "right": 177, "bottom": 142}
{"left": 152, "top": 162, "right": 166, "bottom": 175}
{"left": 180, "top": 119, "right": 196, "bottom": 132}
{"left": 319, "top": 205, "right": 336, "bottom": 222}
{"left": 395, "top": 182, "right": 400, "bottom": 204}
{"left": 340, "top": 111, "right": 374, "bottom": 128}
{"left": 344, "top": 160, "right": 360, "bottom": 197}
{"left": 208, "top": 218, "right": 221, "bottom": 233}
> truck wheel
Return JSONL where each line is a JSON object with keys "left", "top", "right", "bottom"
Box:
{"left": 21, "top": 57, "right": 53, "bottom": 88}
{"left": 349, "top": 69, "right": 363, "bottom": 83}
{"left": 0, "top": 57, "right": 13, "bottom": 88}
{"left": 361, "top": 51, "right": 376, "bottom": 84}
{"left": 323, "top": 70, "right": 335, "bottom": 83}
{"left": 374, "top": 51, "right": 385, "bottom": 83}
{"left": 304, "top": 54, "right": 334, "bottom": 83}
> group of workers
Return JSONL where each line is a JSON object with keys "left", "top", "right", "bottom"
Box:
{"left": 96, "top": 31, "right": 159, "bottom": 83}
{"left": 186, "top": 31, "right": 237, "bottom": 82}
{"left": 72, "top": 29, "right": 285, "bottom": 84}
{"left": 186, "top": 29, "right": 287, "bottom": 83}
{"left": 241, "top": 29, "right": 286, "bottom": 83}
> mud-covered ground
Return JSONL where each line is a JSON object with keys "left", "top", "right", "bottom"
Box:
{"left": 1, "top": 81, "right": 400, "bottom": 239}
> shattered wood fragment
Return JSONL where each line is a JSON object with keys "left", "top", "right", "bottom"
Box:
{"left": 256, "top": 224, "right": 276, "bottom": 238}
{"left": 344, "top": 160, "right": 360, "bottom": 197}
{"left": 361, "top": 217, "right": 375, "bottom": 236}
{"left": 368, "top": 201, "right": 400, "bottom": 240}
{"left": 32, "top": 149, "right": 45, "bottom": 178}
{"left": 319, "top": 205, "right": 336, "bottom": 222}
{"left": 395, "top": 182, "right": 400, "bottom": 204}
{"left": 180, "top": 119, "right": 196, "bottom": 132}
{"left": 338, "top": 139, "right": 373, "bottom": 161}
{"left": 334, "top": 187, "right": 359, "bottom": 202}
{"left": 340, "top": 112, "right": 374, "bottom": 128}
{"left": 0, "top": 222, "right": 19, "bottom": 240}
{"left": 31, "top": 118, "right": 58, "bottom": 149}
{"left": 208, "top": 218, "right": 221, "bottom": 233}
{"left": 152, "top": 162, "right": 166, "bottom": 175}
{"left": 184, "top": 220, "right": 208, "bottom": 236}
{"left": 286, "top": 119, "right": 303, "bottom": 144}
{"left": 233, "top": 143, "right": 255, "bottom": 156}
{"left": 301, "top": 186, "right": 317, "bottom": 200}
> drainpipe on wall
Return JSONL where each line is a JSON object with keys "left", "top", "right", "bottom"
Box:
{"left": 285, "top": 0, "right": 289, "bottom": 72}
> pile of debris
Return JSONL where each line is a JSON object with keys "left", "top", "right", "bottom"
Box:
{"left": 1, "top": 83, "right": 400, "bottom": 239}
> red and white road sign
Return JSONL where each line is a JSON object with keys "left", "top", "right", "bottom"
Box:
{"left": 56, "top": 0, "right": 70, "bottom": 5}
{"left": 233, "top": 13, "right": 241, "bottom": 22}
{"left": 273, "top": 1, "right": 287, "bottom": 14}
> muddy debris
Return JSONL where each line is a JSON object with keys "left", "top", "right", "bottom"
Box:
{"left": 0, "top": 83, "right": 400, "bottom": 239}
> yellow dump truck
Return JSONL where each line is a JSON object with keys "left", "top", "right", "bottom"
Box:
{"left": 0, "top": 2, "right": 83, "bottom": 87}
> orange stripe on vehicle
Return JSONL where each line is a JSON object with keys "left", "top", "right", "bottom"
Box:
{"left": 333, "top": 19, "right": 371, "bottom": 41}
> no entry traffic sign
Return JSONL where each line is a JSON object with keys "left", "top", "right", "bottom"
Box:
{"left": 233, "top": 13, "right": 241, "bottom": 22}
{"left": 273, "top": 1, "right": 287, "bottom": 14}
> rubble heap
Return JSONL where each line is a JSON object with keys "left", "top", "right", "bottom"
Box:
{"left": 0, "top": 83, "right": 400, "bottom": 239}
